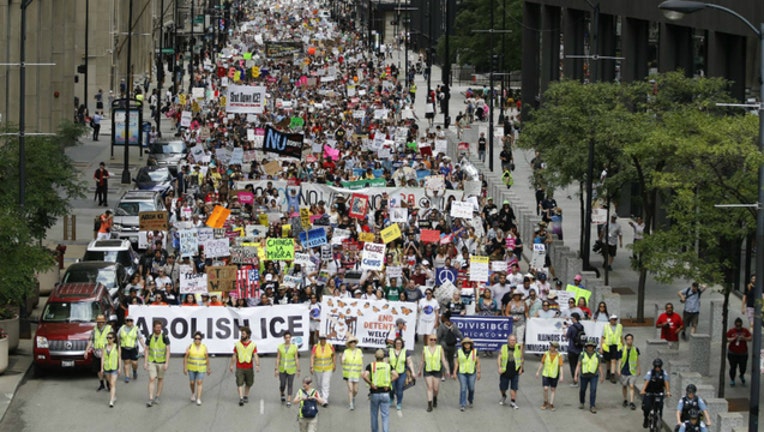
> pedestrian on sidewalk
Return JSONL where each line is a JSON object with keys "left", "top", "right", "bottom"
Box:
{"left": 742, "top": 276, "right": 756, "bottom": 330}
{"left": 574, "top": 341, "right": 604, "bottom": 413}
{"left": 536, "top": 341, "right": 563, "bottom": 411}
{"left": 91, "top": 111, "right": 102, "bottom": 140}
{"left": 477, "top": 132, "right": 487, "bottom": 163}
{"left": 94, "top": 162, "right": 110, "bottom": 206}
{"left": 655, "top": 303, "right": 684, "bottom": 349}
{"left": 726, "top": 317, "right": 752, "bottom": 387}
{"left": 603, "top": 215, "right": 622, "bottom": 271}
{"left": 96, "top": 210, "right": 113, "bottom": 240}
{"left": 230, "top": 326, "right": 260, "bottom": 406}
{"left": 618, "top": 333, "right": 640, "bottom": 410}
{"left": 677, "top": 282, "right": 707, "bottom": 340}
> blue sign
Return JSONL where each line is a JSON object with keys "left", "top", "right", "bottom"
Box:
{"left": 451, "top": 316, "right": 513, "bottom": 352}
{"left": 299, "top": 227, "right": 327, "bottom": 248}
{"left": 435, "top": 267, "right": 458, "bottom": 286}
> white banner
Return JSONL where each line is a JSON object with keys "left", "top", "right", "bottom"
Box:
{"left": 226, "top": 85, "right": 267, "bottom": 114}
{"left": 180, "top": 272, "right": 208, "bottom": 294}
{"left": 319, "top": 298, "right": 416, "bottom": 349}
{"left": 128, "top": 305, "right": 310, "bottom": 354}
{"left": 361, "top": 242, "right": 385, "bottom": 270}
{"left": 204, "top": 238, "right": 230, "bottom": 258}
{"left": 524, "top": 318, "right": 606, "bottom": 354}
{"left": 450, "top": 201, "right": 474, "bottom": 219}
{"left": 390, "top": 207, "right": 408, "bottom": 223}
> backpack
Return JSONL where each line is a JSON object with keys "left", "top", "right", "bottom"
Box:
{"left": 572, "top": 323, "right": 586, "bottom": 349}
{"left": 444, "top": 328, "right": 457, "bottom": 346}
{"left": 300, "top": 390, "right": 319, "bottom": 418}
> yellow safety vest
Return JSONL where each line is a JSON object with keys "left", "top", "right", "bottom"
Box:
{"left": 499, "top": 343, "right": 523, "bottom": 372}
{"left": 278, "top": 343, "right": 298, "bottom": 374}
{"left": 119, "top": 325, "right": 138, "bottom": 349}
{"left": 313, "top": 344, "right": 334, "bottom": 372}
{"left": 602, "top": 324, "right": 623, "bottom": 352}
{"left": 93, "top": 325, "right": 112, "bottom": 350}
{"left": 342, "top": 348, "right": 363, "bottom": 379}
{"left": 235, "top": 341, "right": 257, "bottom": 364}
{"left": 581, "top": 352, "right": 600, "bottom": 375}
{"left": 103, "top": 345, "right": 119, "bottom": 371}
{"left": 457, "top": 349, "right": 477, "bottom": 374}
{"left": 542, "top": 352, "right": 561, "bottom": 378}
{"left": 187, "top": 343, "right": 207, "bottom": 373}
{"left": 371, "top": 362, "right": 392, "bottom": 388}
{"left": 622, "top": 346, "right": 639, "bottom": 376}
{"left": 148, "top": 334, "right": 168, "bottom": 363}
{"left": 423, "top": 345, "right": 443, "bottom": 372}
{"left": 389, "top": 349, "right": 407, "bottom": 374}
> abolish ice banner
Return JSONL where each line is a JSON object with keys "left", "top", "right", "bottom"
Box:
{"left": 524, "top": 318, "right": 606, "bottom": 354}
{"left": 451, "top": 315, "right": 513, "bottom": 352}
{"left": 319, "top": 298, "right": 416, "bottom": 348}
{"left": 128, "top": 304, "right": 309, "bottom": 354}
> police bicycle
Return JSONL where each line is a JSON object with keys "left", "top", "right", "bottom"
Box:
{"left": 644, "top": 392, "right": 665, "bottom": 432}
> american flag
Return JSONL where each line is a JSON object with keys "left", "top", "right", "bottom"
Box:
{"left": 236, "top": 268, "right": 260, "bottom": 299}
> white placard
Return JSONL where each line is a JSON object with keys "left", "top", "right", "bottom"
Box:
{"left": 360, "top": 242, "right": 385, "bottom": 271}
{"left": 179, "top": 229, "right": 199, "bottom": 257}
{"left": 180, "top": 111, "right": 192, "bottom": 128}
{"left": 180, "top": 272, "right": 208, "bottom": 294}
{"left": 524, "top": 318, "right": 606, "bottom": 354}
{"left": 319, "top": 298, "right": 415, "bottom": 348}
{"left": 390, "top": 207, "right": 408, "bottom": 223}
{"left": 226, "top": 85, "right": 267, "bottom": 114}
{"left": 450, "top": 201, "right": 474, "bottom": 219}
{"left": 192, "top": 87, "right": 205, "bottom": 100}
{"left": 203, "top": 238, "right": 230, "bottom": 258}
{"left": 469, "top": 257, "right": 490, "bottom": 282}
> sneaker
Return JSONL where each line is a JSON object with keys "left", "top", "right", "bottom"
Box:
{"left": 396, "top": 404, "right": 402, "bottom": 411}
{"left": 239, "top": 399, "right": 244, "bottom": 407}
{"left": 441, "top": 377, "right": 445, "bottom": 382}
{"left": 510, "top": 402, "right": 519, "bottom": 409}
{"left": 243, "top": 396, "right": 249, "bottom": 403}
{"left": 281, "top": 395, "right": 286, "bottom": 403}
{"left": 569, "top": 382, "right": 579, "bottom": 387}
{"left": 590, "top": 407, "right": 597, "bottom": 414}
{"left": 349, "top": 402, "right": 355, "bottom": 411}
{"left": 191, "top": 395, "right": 197, "bottom": 402}
{"left": 286, "top": 402, "right": 292, "bottom": 407}
{"left": 468, "top": 403, "right": 473, "bottom": 409}
{"left": 730, "top": 380, "right": 736, "bottom": 387}
{"left": 109, "top": 400, "right": 114, "bottom": 408}
{"left": 643, "top": 419, "right": 648, "bottom": 428}
{"left": 540, "top": 403, "right": 548, "bottom": 410}
{"left": 630, "top": 402, "right": 636, "bottom": 410}
{"left": 124, "top": 377, "right": 129, "bottom": 384}
{"left": 146, "top": 400, "right": 153, "bottom": 408}
{"left": 460, "top": 406, "right": 465, "bottom": 412}
{"left": 550, "top": 404, "right": 556, "bottom": 411}
{"left": 196, "top": 399, "right": 202, "bottom": 406}
{"left": 389, "top": 399, "right": 395, "bottom": 407}
{"left": 97, "top": 383, "right": 105, "bottom": 392}
{"left": 623, "top": 400, "right": 628, "bottom": 408}
{"left": 322, "top": 403, "right": 329, "bottom": 408}
{"left": 153, "top": 397, "right": 160, "bottom": 405}
{"left": 579, "top": 404, "right": 585, "bottom": 410}
{"left": 499, "top": 397, "right": 506, "bottom": 406}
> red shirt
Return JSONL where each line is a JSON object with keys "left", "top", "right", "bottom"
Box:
{"left": 726, "top": 327, "right": 751, "bottom": 354}
{"left": 656, "top": 312, "right": 683, "bottom": 342}
{"left": 233, "top": 340, "right": 257, "bottom": 369}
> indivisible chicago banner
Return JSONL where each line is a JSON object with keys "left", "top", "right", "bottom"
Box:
{"left": 319, "top": 298, "right": 416, "bottom": 348}
{"left": 128, "top": 304, "right": 309, "bottom": 354}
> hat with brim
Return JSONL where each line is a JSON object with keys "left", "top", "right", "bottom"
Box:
{"left": 346, "top": 336, "right": 359, "bottom": 344}
{"left": 585, "top": 341, "right": 597, "bottom": 347}
{"left": 547, "top": 291, "right": 558, "bottom": 299}
{"left": 461, "top": 337, "right": 474, "bottom": 345}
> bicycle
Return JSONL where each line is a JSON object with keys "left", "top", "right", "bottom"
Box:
{"left": 644, "top": 392, "right": 665, "bottom": 432}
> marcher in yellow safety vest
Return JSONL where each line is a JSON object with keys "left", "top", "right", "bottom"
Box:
{"left": 497, "top": 334, "right": 524, "bottom": 408}
{"left": 601, "top": 314, "right": 623, "bottom": 383}
{"left": 275, "top": 331, "right": 300, "bottom": 407}
{"left": 183, "top": 331, "right": 211, "bottom": 406}
{"left": 574, "top": 341, "right": 605, "bottom": 413}
{"left": 342, "top": 335, "right": 363, "bottom": 410}
{"left": 100, "top": 331, "right": 121, "bottom": 407}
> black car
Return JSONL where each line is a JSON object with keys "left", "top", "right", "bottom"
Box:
{"left": 134, "top": 165, "right": 174, "bottom": 197}
{"left": 59, "top": 261, "right": 129, "bottom": 300}
{"left": 148, "top": 140, "right": 187, "bottom": 175}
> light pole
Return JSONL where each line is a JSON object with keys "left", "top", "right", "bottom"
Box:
{"left": 84, "top": 0, "right": 89, "bottom": 113}
{"left": 658, "top": 2, "right": 762, "bottom": 431}
{"left": 121, "top": 0, "right": 134, "bottom": 184}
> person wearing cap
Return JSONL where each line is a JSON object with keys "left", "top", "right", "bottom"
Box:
{"left": 363, "top": 349, "right": 398, "bottom": 432}
{"left": 84, "top": 314, "right": 114, "bottom": 391}
{"left": 535, "top": 340, "right": 564, "bottom": 411}
{"left": 677, "top": 409, "right": 709, "bottom": 432}
{"left": 601, "top": 314, "right": 624, "bottom": 383}
{"left": 452, "top": 336, "right": 480, "bottom": 411}
{"left": 574, "top": 341, "right": 605, "bottom": 413}
{"left": 572, "top": 274, "right": 585, "bottom": 288}
{"left": 545, "top": 290, "right": 560, "bottom": 314}
{"left": 294, "top": 376, "right": 326, "bottom": 432}
{"left": 310, "top": 335, "right": 336, "bottom": 407}
{"left": 118, "top": 315, "right": 145, "bottom": 383}
{"left": 497, "top": 334, "right": 523, "bottom": 408}
{"left": 183, "top": 331, "right": 210, "bottom": 406}
{"left": 275, "top": 331, "right": 300, "bottom": 407}
{"left": 341, "top": 336, "right": 363, "bottom": 410}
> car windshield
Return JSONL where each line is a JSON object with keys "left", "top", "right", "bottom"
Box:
{"left": 61, "top": 268, "right": 118, "bottom": 289}
{"left": 150, "top": 142, "right": 185, "bottom": 154}
{"left": 41, "top": 301, "right": 102, "bottom": 323}
{"left": 83, "top": 250, "right": 130, "bottom": 268}
{"left": 116, "top": 201, "right": 157, "bottom": 216}
{"left": 136, "top": 168, "right": 170, "bottom": 183}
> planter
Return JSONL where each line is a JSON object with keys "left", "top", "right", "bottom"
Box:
{"left": 0, "top": 315, "right": 19, "bottom": 353}
{"left": 0, "top": 337, "right": 7, "bottom": 375}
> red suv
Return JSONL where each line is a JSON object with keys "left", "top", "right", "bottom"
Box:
{"left": 34, "top": 282, "right": 115, "bottom": 375}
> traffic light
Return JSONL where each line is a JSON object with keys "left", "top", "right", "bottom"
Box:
{"left": 491, "top": 54, "right": 499, "bottom": 72}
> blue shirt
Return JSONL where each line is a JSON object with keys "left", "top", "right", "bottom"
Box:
{"left": 681, "top": 287, "right": 702, "bottom": 313}
{"left": 676, "top": 396, "right": 707, "bottom": 412}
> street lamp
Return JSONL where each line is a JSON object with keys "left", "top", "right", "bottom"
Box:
{"left": 659, "top": 2, "right": 762, "bottom": 431}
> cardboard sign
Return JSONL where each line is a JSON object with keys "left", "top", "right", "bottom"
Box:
{"left": 264, "top": 160, "right": 282, "bottom": 176}
{"left": 266, "top": 238, "right": 295, "bottom": 260}
{"left": 180, "top": 272, "right": 208, "bottom": 294}
{"left": 358, "top": 232, "right": 375, "bottom": 243}
{"left": 139, "top": 211, "right": 169, "bottom": 231}
{"left": 206, "top": 205, "right": 231, "bottom": 229}
{"left": 420, "top": 229, "right": 441, "bottom": 243}
{"left": 207, "top": 265, "right": 238, "bottom": 291}
{"left": 380, "top": 223, "right": 401, "bottom": 244}
{"left": 300, "top": 207, "right": 311, "bottom": 228}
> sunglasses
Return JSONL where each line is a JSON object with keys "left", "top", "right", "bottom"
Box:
{"left": 542, "top": 304, "right": 550, "bottom": 307}
{"left": 430, "top": 338, "right": 437, "bottom": 342}
{"left": 194, "top": 337, "right": 202, "bottom": 341}
{"left": 107, "top": 336, "right": 114, "bottom": 340}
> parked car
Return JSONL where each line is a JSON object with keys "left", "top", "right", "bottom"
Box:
{"left": 111, "top": 190, "right": 167, "bottom": 247}
{"left": 59, "top": 261, "right": 129, "bottom": 300}
{"left": 147, "top": 140, "right": 186, "bottom": 175}
{"left": 134, "top": 165, "right": 173, "bottom": 197}
{"left": 33, "top": 282, "right": 115, "bottom": 375}
{"left": 82, "top": 239, "right": 140, "bottom": 277}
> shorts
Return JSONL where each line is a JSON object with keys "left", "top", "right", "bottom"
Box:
{"left": 188, "top": 370, "right": 206, "bottom": 382}
{"left": 499, "top": 373, "right": 519, "bottom": 391}
{"left": 683, "top": 311, "right": 699, "bottom": 328}
{"left": 310, "top": 321, "right": 320, "bottom": 332}
{"left": 542, "top": 376, "right": 559, "bottom": 388}
{"left": 147, "top": 362, "right": 166, "bottom": 379}
{"left": 746, "top": 307, "right": 755, "bottom": 324}
{"left": 603, "top": 346, "right": 621, "bottom": 361}
{"left": 343, "top": 377, "right": 360, "bottom": 383}
{"left": 121, "top": 347, "right": 138, "bottom": 361}
{"left": 424, "top": 370, "right": 442, "bottom": 378}
{"left": 607, "top": 244, "right": 617, "bottom": 257}
{"left": 620, "top": 374, "right": 638, "bottom": 387}
{"left": 103, "top": 369, "right": 118, "bottom": 376}
{"left": 235, "top": 368, "right": 254, "bottom": 387}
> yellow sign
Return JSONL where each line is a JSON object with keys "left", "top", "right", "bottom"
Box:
{"left": 282, "top": 224, "right": 291, "bottom": 238}
{"left": 358, "top": 232, "right": 375, "bottom": 243}
{"left": 471, "top": 256, "right": 490, "bottom": 264}
{"left": 205, "top": 205, "right": 231, "bottom": 229}
{"left": 380, "top": 223, "right": 401, "bottom": 244}
{"left": 566, "top": 284, "right": 592, "bottom": 304}
{"left": 266, "top": 238, "right": 295, "bottom": 261}
{"left": 259, "top": 213, "right": 269, "bottom": 226}
{"left": 300, "top": 207, "right": 311, "bottom": 228}
{"left": 252, "top": 66, "right": 261, "bottom": 78}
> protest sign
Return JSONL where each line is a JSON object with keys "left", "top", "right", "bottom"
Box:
{"left": 348, "top": 193, "right": 369, "bottom": 219}
{"left": 299, "top": 227, "right": 327, "bottom": 248}
{"left": 180, "top": 271, "right": 208, "bottom": 294}
{"left": 389, "top": 207, "right": 408, "bottom": 223}
{"left": 263, "top": 126, "right": 303, "bottom": 159}
{"left": 360, "top": 242, "right": 385, "bottom": 271}
{"left": 230, "top": 246, "right": 259, "bottom": 264}
{"left": 435, "top": 267, "right": 458, "bottom": 286}
{"left": 530, "top": 243, "right": 547, "bottom": 270}
{"left": 358, "top": 232, "right": 375, "bottom": 243}
{"left": 206, "top": 205, "right": 231, "bottom": 229}
{"left": 299, "top": 207, "right": 311, "bottom": 228}
{"left": 139, "top": 211, "right": 169, "bottom": 231}
{"left": 380, "top": 223, "right": 401, "bottom": 243}
{"left": 319, "top": 298, "right": 415, "bottom": 349}
{"left": 386, "top": 266, "right": 403, "bottom": 279}
{"left": 450, "top": 201, "right": 474, "bottom": 219}
{"left": 524, "top": 318, "right": 606, "bottom": 354}
{"left": 565, "top": 284, "right": 592, "bottom": 304}
{"left": 226, "top": 85, "right": 266, "bottom": 114}
{"left": 179, "top": 229, "right": 199, "bottom": 257}
{"left": 180, "top": 111, "right": 192, "bottom": 127}
{"left": 420, "top": 229, "right": 441, "bottom": 243}
{"left": 452, "top": 316, "right": 513, "bottom": 352}
{"left": 207, "top": 265, "right": 238, "bottom": 291}
{"left": 469, "top": 255, "right": 490, "bottom": 282}
{"left": 203, "top": 238, "right": 230, "bottom": 258}
{"left": 266, "top": 238, "right": 295, "bottom": 260}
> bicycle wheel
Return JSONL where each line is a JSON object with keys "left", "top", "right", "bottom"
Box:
{"left": 648, "top": 412, "right": 659, "bottom": 432}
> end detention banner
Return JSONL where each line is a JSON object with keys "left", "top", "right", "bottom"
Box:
{"left": 128, "top": 304, "right": 309, "bottom": 354}
{"left": 319, "top": 298, "right": 416, "bottom": 349}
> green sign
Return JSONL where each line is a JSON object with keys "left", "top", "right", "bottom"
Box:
{"left": 194, "top": 15, "right": 204, "bottom": 24}
{"left": 161, "top": 48, "right": 175, "bottom": 54}
{"left": 341, "top": 178, "right": 387, "bottom": 189}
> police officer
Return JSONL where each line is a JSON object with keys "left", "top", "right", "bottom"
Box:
{"left": 363, "top": 349, "right": 398, "bottom": 432}
{"left": 639, "top": 358, "right": 671, "bottom": 429}
{"left": 675, "top": 384, "right": 712, "bottom": 431}
{"left": 677, "top": 409, "right": 709, "bottom": 432}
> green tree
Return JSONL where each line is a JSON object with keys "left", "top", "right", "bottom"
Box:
{"left": 0, "top": 122, "right": 86, "bottom": 306}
